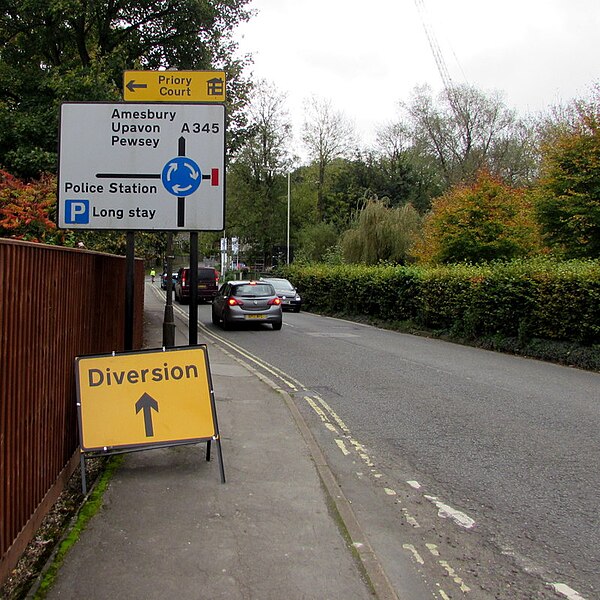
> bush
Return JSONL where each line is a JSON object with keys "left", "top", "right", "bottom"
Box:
{"left": 282, "top": 258, "right": 600, "bottom": 347}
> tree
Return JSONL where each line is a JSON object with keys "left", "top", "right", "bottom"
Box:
{"left": 0, "top": 169, "right": 171, "bottom": 255}
{"left": 0, "top": 0, "right": 252, "bottom": 178}
{"left": 302, "top": 96, "right": 356, "bottom": 220}
{"left": 403, "top": 84, "right": 534, "bottom": 188}
{"left": 295, "top": 221, "right": 339, "bottom": 263}
{"left": 535, "top": 93, "right": 600, "bottom": 258}
{"left": 226, "top": 80, "right": 293, "bottom": 265}
{"left": 0, "top": 170, "right": 69, "bottom": 244}
{"left": 413, "top": 171, "right": 542, "bottom": 264}
{"left": 375, "top": 121, "right": 443, "bottom": 212}
{"left": 340, "top": 198, "right": 421, "bottom": 265}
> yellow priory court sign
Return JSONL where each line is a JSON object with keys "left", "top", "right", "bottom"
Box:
{"left": 123, "top": 70, "right": 226, "bottom": 102}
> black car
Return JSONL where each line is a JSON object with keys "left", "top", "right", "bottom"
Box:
{"left": 174, "top": 267, "right": 219, "bottom": 303}
{"left": 260, "top": 277, "right": 302, "bottom": 312}
{"left": 212, "top": 281, "right": 283, "bottom": 330}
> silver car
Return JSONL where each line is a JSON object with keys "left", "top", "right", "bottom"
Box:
{"left": 260, "top": 277, "right": 302, "bottom": 312}
{"left": 212, "top": 281, "right": 283, "bottom": 330}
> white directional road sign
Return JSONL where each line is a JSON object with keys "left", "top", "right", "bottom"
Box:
{"left": 58, "top": 102, "right": 225, "bottom": 231}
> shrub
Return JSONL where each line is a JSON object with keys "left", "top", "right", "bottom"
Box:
{"left": 282, "top": 259, "right": 600, "bottom": 347}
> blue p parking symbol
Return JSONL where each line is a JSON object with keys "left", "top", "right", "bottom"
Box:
{"left": 65, "top": 200, "right": 90, "bottom": 224}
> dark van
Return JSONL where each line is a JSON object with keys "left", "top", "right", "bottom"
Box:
{"left": 174, "top": 267, "right": 219, "bottom": 304}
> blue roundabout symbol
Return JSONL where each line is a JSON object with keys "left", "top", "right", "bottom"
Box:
{"left": 161, "top": 157, "right": 202, "bottom": 197}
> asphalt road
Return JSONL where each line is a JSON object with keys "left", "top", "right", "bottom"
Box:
{"left": 176, "top": 298, "right": 599, "bottom": 599}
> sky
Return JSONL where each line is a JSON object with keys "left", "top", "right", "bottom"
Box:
{"left": 234, "top": 0, "right": 600, "bottom": 151}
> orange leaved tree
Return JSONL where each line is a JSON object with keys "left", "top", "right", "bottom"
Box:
{"left": 0, "top": 170, "right": 70, "bottom": 245}
{"left": 412, "top": 171, "right": 543, "bottom": 264}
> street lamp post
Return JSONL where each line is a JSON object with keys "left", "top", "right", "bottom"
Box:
{"left": 162, "top": 232, "right": 176, "bottom": 347}
{"left": 287, "top": 172, "right": 291, "bottom": 264}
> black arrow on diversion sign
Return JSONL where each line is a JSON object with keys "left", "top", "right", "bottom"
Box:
{"left": 135, "top": 392, "right": 159, "bottom": 437}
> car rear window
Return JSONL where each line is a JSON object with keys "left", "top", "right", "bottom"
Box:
{"left": 198, "top": 268, "right": 217, "bottom": 281}
{"left": 234, "top": 284, "right": 274, "bottom": 297}
{"left": 180, "top": 268, "right": 217, "bottom": 282}
{"left": 271, "top": 280, "right": 294, "bottom": 291}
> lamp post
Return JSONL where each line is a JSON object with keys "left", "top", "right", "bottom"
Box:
{"left": 287, "top": 172, "right": 291, "bottom": 264}
{"left": 162, "top": 232, "right": 175, "bottom": 347}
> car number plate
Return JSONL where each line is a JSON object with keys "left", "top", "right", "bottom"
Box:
{"left": 199, "top": 284, "right": 207, "bottom": 288}
{"left": 245, "top": 314, "right": 266, "bottom": 319}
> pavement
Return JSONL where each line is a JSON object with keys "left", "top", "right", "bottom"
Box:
{"left": 43, "top": 283, "right": 395, "bottom": 600}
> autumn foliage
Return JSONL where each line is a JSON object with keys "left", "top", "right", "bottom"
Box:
{"left": 0, "top": 170, "right": 68, "bottom": 245}
{"left": 535, "top": 110, "right": 600, "bottom": 258}
{"left": 412, "top": 171, "right": 543, "bottom": 264}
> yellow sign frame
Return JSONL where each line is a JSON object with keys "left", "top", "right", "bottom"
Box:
{"left": 123, "top": 70, "right": 226, "bottom": 102}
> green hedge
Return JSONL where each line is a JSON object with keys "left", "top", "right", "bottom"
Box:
{"left": 281, "top": 259, "right": 600, "bottom": 346}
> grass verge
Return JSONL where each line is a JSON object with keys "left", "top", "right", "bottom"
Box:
{"left": 31, "top": 455, "right": 124, "bottom": 599}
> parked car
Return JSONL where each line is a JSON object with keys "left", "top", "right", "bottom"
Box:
{"left": 260, "top": 277, "right": 302, "bottom": 312}
{"left": 160, "top": 271, "right": 178, "bottom": 290}
{"left": 212, "top": 280, "right": 283, "bottom": 330}
{"left": 174, "top": 267, "right": 219, "bottom": 303}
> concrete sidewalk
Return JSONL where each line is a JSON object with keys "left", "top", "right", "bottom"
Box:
{"left": 45, "top": 284, "right": 379, "bottom": 600}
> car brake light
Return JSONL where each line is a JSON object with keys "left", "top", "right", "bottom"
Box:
{"left": 268, "top": 298, "right": 281, "bottom": 306}
{"left": 228, "top": 297, "right": 243, "bottom": 306}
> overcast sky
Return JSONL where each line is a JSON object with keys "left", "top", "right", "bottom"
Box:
{"left": 235, "top": 0, "right": 599, "bottom": 150}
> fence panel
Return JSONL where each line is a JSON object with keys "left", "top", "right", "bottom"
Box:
{"left": 0, "top": 239, "right": 144, "bottom": 584}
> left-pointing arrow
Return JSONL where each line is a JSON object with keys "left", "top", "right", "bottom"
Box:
{"left": 126, "top": 80, "right": 148, "bottom": 93}
{"left": 135, "top": 392, "right": 159, "bottom": 437}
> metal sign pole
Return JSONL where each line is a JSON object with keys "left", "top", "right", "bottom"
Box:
{"left": 125, "top": 231, "right": 135, "bottom": 351}
{"left": 189, "top": 232, "right": 198, "bottom": 345}
{"left": 163, "top": 232, "right": 175, "bottom": 347}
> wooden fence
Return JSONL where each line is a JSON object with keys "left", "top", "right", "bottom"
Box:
{"left": 0, "top": 239, "right": 144, "bottom": 584}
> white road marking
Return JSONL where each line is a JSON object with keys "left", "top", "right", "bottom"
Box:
{"left": 407, "top": 480, "right": 422, "bottom": 490}
{"left": 426, "top": 544, "right": 440, "bottom": 557}
{"left": 550, "top": 583, "right": 588, "bottom": 600}
{"left": 424, "top": 495, "right": 476, "bottom": 529}
{"left": 384, "top": 488, "right": 397, "bottom": 496}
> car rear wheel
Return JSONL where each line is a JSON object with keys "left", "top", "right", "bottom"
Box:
{"left": 272, "top": 321, "right": 282, "bottom": 331}
{"left": 211, "top": 309, "right": 219, "bottom": 325}
{"left": 221, "top": 313, "right": 230, "bottom": 330}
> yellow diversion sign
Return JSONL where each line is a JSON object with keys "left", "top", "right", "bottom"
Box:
{"left": 123, "top": 70, "right": 226, "bottom": 102}
{"left": 76, "top": 346, "right": 217, "bottom": 451}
